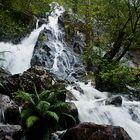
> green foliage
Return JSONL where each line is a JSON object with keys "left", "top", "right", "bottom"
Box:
{"left": 0, "top": 0, "right": 53, "bottom": 42}
{"left": 26, "top": 115, "right": 39, "bottom": 128}
{"left": 99, "top": 60, "right": 135, "bottom": 85}
{"left": 69, "top": 0, "right": 140, "bottom": 90}
{"left": 16, "top": 91, "right": 35, "bottom": 105}
{"left": 16, "top": 89, "right": 76, "bottom": 139}
{"left": 37, "top": 101, "right": 50, "bottom": 115}
{"left": 21, "top": 109, "right": 33, "bottom": 120}
{"left": 46, "top": 111, "right": 59, "bottom": 123}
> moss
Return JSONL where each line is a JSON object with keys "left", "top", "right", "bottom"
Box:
{"left": 0, "top": 0, "right": 51, "bottom": 43}
{"left": 0, "top": 10, "right": 36, "bottom": 43}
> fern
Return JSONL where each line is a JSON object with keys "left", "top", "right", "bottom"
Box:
{"left": 46, "top": 111, "right": 59, "bottom": 123}
{"left": 36, "top": 101, "right": 50, "bottom": 115}
{"left": 26, "top": 115, "right": 39, "bottom": 128}
{"left": 45, "top": 92, "right": 57, "bottom": 104}
{"left": 59, "top": 113, "right": 76, "bottom": 129}
{"left": 50, "top": 102, "right": 69, "bottom": 112}
{"left": 39, "top": 90, "right": 52, "bottom": 100}
{"left": 16, "top": 91, "right": 35, "bottom": 105}
{"left": 21, "top": 109, "right": 33, "bottom": 120}
{"left": 62, "top": 113, "right": 76, "bottom": 125}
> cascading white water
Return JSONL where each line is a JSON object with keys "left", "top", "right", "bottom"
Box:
{"left": 0, "top": 2, "right": 64, "bottom": 75}
{"left": 0, "top": 3, "right": 83, "bottom": 81}
{"left": 67, "top": 82, "right": 140, "bottom": 140}
{"left": 31, "top": 3, "right": 84, "bottom": 81}
{"left": 0, "top": 25, "right": 47, "bottom": 74}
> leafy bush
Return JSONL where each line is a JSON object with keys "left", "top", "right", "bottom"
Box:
{"left": 99, "top": 60, "right": 135, "bottom": 85}
{"left": 16, "top": 90, "right": 76, "bottom": 140}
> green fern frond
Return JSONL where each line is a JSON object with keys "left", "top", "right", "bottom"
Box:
{"left": 62, "top": 113, "right": 76, "bottom": 125}
{"left": 26, "top": 115, "right": 39, "bottom": 128}
{"left": 46, "top": 111, "right": 59, "bottom": 123}
{"left": 36, "top": 101, "right": 50, "bottom": 115}
{"left": 39, "top": 90, "right": 52, "bottom": 100}
{"left": 46, "top": 92, "right": 57, "bottom": 104}
{"left": 50, "top": 102, "right": 69, "bottom": 112}
{"left": 16, "top": 91, "right": 35, "bottom": 105}
{"left": 21, "top": 109, "right": 33, "bottom": 119}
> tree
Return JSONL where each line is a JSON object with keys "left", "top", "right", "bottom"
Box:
{"left": 65, "top": 0, "right": 140, "bottom": 91}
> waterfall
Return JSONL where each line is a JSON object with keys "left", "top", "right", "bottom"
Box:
{"left": 67, "top": 82, "right": 140, "bottom": 140}
{"left": 0, "top": 2, "right": 84, "bottom": 81}
{"left": 0, "top": 2, "right": 140, "bottom": 140}
{"left": 0, "top": 25, "right": 46, "bottom": 74}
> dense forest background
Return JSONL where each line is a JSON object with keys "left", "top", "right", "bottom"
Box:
{"left": 0, "top": 0, "right": 140, "bottom": 91}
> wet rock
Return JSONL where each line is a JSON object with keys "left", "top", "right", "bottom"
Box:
{"left": 58, "top": 16, "right": 65, "bottom": 28}
{"left": 31, "top": 27, "right": 85, "bottom": 82}
{"left": 0, "top": 68, "right": 11, "bottom": 77}
{"left": 31, "top": 28, "right": 55, "bottom": 69}
{"left": 67, "top": 102, "right": 79, "bottom": 124}
{"left": 73, "top": 84, "right": 84, "bottom": 94}
{"left": 0, "top": 66, "right": 56, "bottom": 95}
{"left": 61, "top": 122, "right": 132, "bottom": 140}
{"left": 38, "top": 18, "right": 48, "bottom": 28}
{"left": 0, "top": 94, "right": 20, "bottom": 124}
{"left": 126, "top": 86, "right": 140, "bottom": 101}
{"left": 0, "top": 125, "right": 22, "bottom": 140}
{"left": 5, "top": 108, "right": 20, "bottom": 125}
{"left": 66, "top": 90, "right": 77, "bottom": 101}
{"left": 72, "top": 31, "right": 86, "bottom": 54}
{"left": 105, "top": 96, "right": 122, "bottom": 107}
{"left": 51, "top": 131, "right": 65, "bottom": 140}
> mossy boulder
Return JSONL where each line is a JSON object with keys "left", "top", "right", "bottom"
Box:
{"left": 0, "top": 66, "right": 66, "bottom": 95}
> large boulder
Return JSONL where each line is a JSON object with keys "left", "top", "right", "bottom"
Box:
{"left": 61, "top": 122, "right": 132, "bottom": 140}
{"left": 105, "top": 96, "right": 122, "bottom": 107}
{"left": 0, "top": 68, "right": 11, "bottom": 77}
{"left": 0, "top": 66, "right": 56, "bottom": 95}
{"left": 31, "top": 28, "right": 54, "bottom": 69}
{"left": 0, "top": 125, "right": 22, "bottom": 140}
{"left": 0, "top": 94, "right": 20, "bottom": 124}
{"left": 72, "top": 31, "right": 86, "bottom": 54}
{"left": 31, "top": 26, "right": 85, "bottom": 82}
{"left": 126, "top": 86, "right": 140, "bottom": 101}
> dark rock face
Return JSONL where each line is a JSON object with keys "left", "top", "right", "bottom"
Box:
{"left": 5, "top": 107, "right": 20, "bottom": 125}
{"left": 72, "top": 32, "right": 85, "bottom": 54}
{"left": 0, "top": 66, "right": 55, "bottom": 95}
{"left": 126, "top": 86, "right": 140, "bottom": 101}
{"left": 66, "top": 102, "right": 79, "bottom": 123}
{"left": 0, "top": 125, "right": 22, "bottom": 140}
{"left": 58, "top": 15, "right": 65, "bottom": 28}
{"left": 66, "top": 90, "right": 77, "bottom": 101}
{"left": 0, "top": 94, "right": 20, "bottom": 124}
{"left": 73, "top": 83, "right": 84, "bottom": 94}
{"left": 105, "top": 96, "right": 122, "bottom": 107}
{"left": 0, "top": 68, "right": 11, "bottom": 77}
{"left": 31, "top": 25, "right": 85, "bottom": 82}
{"left": 31, "top": 28, "right": 54, "bottom": 69}
{"left": 61, "top": 123, "right": 132, "bottom": 140}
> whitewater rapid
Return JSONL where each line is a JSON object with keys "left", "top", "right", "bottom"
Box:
{"left": 67, "top": 82, "right": 140, "bottom": 140}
